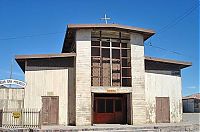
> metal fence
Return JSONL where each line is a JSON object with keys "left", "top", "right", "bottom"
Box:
{"left": 0, "top": 108, "right": 41, "bottom": 128}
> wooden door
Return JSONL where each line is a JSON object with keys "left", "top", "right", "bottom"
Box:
{"left": 156, "top": 97, "right": 170, "bottom": 123}
{"left": 42, "top": 96, "right": 59, "bottom": 125}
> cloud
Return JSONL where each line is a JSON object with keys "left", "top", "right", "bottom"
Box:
{"left": 187, "top": 86, "right": 197, "bottom": 89}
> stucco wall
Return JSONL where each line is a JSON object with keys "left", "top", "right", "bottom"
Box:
{"left": 0, "top": 87, "right": 24, "bottom": 109}
{"left": 145, "top": 72, "right": 182, "bottom": 123}
{"left": 24, "top": 68, "right": 69, "bottom": 125}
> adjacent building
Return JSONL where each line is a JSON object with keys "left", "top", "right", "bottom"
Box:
{"left": 15, "top": 24, "right": 191, "bottom": 126}
{"left": 183, "top": 93, "right": 200, "bottom": 113}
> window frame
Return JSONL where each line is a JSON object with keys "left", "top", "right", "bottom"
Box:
{"left": 91, "top": 31, "right": 132, "bottom": 87}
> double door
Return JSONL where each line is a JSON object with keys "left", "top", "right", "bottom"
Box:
{"left": 156, "top": 97, "right": 170, "bottom": 123}
{"left": 41, "top": 96, "right": 59, "bottom": 125}
{"left": 93, "top": 97, "right": 126, "bottom": 124}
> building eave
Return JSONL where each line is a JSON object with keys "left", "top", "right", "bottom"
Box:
{"left": 67, "top": 24, "right": 155, "bottom": 35}
{"left": 145, "top": 56, "right": 192, "bottom": 69}
{"left": 15, "top": 53, "right": 76, "bottom": 72}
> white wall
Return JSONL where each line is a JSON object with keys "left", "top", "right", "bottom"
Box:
{"left": 145, "top": 72, "right": 182, "bottom": 123}
{"left": 75, "top": 29, "right": 92, "bottom": 126}
{"left": 24, "top": 69, "right": 69, "bottom": 125}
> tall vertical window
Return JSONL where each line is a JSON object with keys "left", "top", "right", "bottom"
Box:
{"left": 91, "top": 30, "right": 131, "bottom": 87}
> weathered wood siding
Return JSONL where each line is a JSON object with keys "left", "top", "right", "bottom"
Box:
{"left": 0, "top": 88, "right": 24, "bottom": 109}
{"left": 24, "top": 68, "right": 70, "bottom": 125}
{"left": 145, "top": 72, "right": 182, "bottom": 123}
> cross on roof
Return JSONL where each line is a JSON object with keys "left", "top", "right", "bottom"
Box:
{"left": 100, "top": 14, "right": 111, "bottom": 24}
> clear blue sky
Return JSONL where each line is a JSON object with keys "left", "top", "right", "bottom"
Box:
{"left": 0, "top": 0, "right": 199, "bottom": 96}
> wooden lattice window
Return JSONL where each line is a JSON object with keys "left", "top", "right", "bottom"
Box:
{"left": 91, "top": 31, "right": 131, "bottom": 87}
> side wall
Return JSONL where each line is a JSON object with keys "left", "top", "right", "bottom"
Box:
{"left": 24, "top": 68, "right": 69, "bottom": 125}
{"left": 0, "top": 88, "right": 24, "bottom": 109}
{"left": 145, "top": 72, "right": 182, "bottom": 123}
{"left": 75, "top": 29, "right": 92, "bottom": 126}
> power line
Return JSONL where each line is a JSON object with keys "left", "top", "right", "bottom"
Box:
{"left": 145, "top": 3, "right": 199, "bottom": 60}
{"left": 144, "top": 42, "right": 196, "bottom": 60}
{"left": 0, "top": 31, "right": 65, "bottom": 41}
{"left": 157, "top": 2, "right": 199, "bottom": 34}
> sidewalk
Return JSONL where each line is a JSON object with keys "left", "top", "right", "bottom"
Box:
{"left": 0, "top": 122, "right": 199, "bottom": 132}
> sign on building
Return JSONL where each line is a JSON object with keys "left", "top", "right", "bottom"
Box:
{"left": 0, "top": 79, "right": 26, "bottom": 87}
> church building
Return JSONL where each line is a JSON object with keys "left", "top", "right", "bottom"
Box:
{"left": 15, "top": 24, "right": 191, "bottom": 126}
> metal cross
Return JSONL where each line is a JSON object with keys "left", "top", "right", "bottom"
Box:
{"left": 100, "top": 14, "right": 111, "bottom": 24}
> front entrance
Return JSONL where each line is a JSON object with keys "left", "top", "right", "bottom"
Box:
{"left": 41, "top": 96, "right": 59, "bottom": 125}
{"left": 93, "top": 93, "right": 128, "bottom": 124}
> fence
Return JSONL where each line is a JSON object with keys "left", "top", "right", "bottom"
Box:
{"left": 0, "top": 108, "right": 41, "bottom": 128}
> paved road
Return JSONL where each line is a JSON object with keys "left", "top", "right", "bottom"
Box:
{"left": 183, "top": 113, "right": 200, "bottom": 124}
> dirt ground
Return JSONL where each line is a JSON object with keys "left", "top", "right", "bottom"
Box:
{"left": 182, "top": 113, "right": 200, "bottom": 124}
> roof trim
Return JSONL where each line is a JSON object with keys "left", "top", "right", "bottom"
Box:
{"left": 67, "top": 24, "right": 155, "bottom": 34}
{"left": 145, "top": 56, "right": 192, "bottom": 68}
{"left": 15, "top": 53, "right": 76, "bottom": 60}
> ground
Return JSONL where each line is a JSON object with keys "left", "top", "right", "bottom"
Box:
{"left": 183, "top": 113, "right": 200, "bottom": 124}
{"left": 0, "top": 113, "right": 199, "bottom": 131}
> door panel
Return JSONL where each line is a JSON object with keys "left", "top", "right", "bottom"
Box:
{"left": 42, "top": 97, "right": 50, "bottom": 125}
{"left": 50, "top": 97, "right": 59, "bottom": 124}
{"left": 156, "top": 97, "right": 170, "bottom": 123}
{"left": 114, "top": 99, "right": 123, "bottom": 123}
{"left": 162, "top": 98, "right": 170, "bottom": 122}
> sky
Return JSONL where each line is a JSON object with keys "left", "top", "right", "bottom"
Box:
{"left": 0, "top": 0, "right": 199, "bottom": 96}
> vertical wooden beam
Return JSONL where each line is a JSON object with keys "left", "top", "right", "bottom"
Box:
{"left": 119, "top": 32, "right": 122, "bottom": 86}
{"left": 100, "top": 31, "right": 103, "bottom": 86}
{"left": 110, "top": 38, "right": 112, "bottom": 86}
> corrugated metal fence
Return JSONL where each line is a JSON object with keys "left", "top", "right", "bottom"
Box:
{"left": 0, "top": 108, "right": 41, "bottom": 128}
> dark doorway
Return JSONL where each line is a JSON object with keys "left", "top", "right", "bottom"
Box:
{"left": 0, "top": 109, "right": 2, "bottom": 127}
{"left": 156, "top": 97, "right": 170, "bottom": 123}
{"left": 41, "top": 96, "right": 59, "bottom": 125}
{"left": 93, "top": 93, "right": 128, "bottom": 124}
